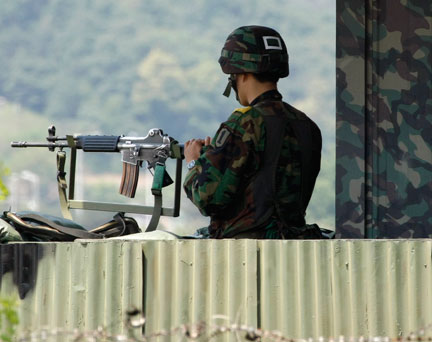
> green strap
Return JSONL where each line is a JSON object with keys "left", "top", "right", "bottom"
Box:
{"left": 56, "top": 151, "right": 73, "bottom": 220}
{"left": 146, "top": 194, "right": 162, "bottom": 232}
{"left": 151, "top": 164, "right": 165, "bottom": 196}
{"left": 170, "top": 142, "right": 183, "bottom": 159}
{"left": 146, "top": 164, "right": 166, "bottom": 232}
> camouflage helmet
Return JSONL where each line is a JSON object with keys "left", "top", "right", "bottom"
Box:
{"left": 218, "top": 25, "right": 289, "bottom": 78}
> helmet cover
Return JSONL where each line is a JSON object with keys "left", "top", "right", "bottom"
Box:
{"left": 218, "top": 25, "right": 289, "bottom": 78}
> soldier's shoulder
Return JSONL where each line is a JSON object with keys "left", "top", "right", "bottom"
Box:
{"left": 283, "top": 102, "right": 321, "bottom": 134}
{"left": 228, "top": 106, "right": 263, "bottom": 131}
{"left": 283, "top": 102, "right": 309, "bottom": 120}
{"left": 230, "top": 106, "right": 262, "bottom": 121}
{"left": 227, "top": 107, "right": 264, "bottom": 145}
{"left": 229, "top": 106, "right": 252, "bottom": 121}
{"left": 234, "top": 106, "right": 252, "bottom": 114}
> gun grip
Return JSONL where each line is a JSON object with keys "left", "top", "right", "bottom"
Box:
{"left": 119, "top": 162, "right": 140, "bottom": 198}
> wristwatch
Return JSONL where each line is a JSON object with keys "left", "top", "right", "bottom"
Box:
{"left": 186, "top": 160, "right": 197, "bottom": 170}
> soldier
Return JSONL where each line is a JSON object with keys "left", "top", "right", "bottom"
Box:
{"left": 183, "top": 25, "right": 322, "bottom": 239}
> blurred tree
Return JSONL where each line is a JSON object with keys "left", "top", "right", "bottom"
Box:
{"left": 0, "top": 162, "right": 10, "bottom": 201}
{"left": 0, "top": 0, "right": 335, "bottom": 228}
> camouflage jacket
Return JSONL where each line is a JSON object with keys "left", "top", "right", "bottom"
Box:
{"left": 183, "top": 90, "right": 322, "bottom": 238}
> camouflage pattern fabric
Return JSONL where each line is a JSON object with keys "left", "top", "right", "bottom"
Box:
{"left": 336, "top": 0, "right": 432, "bottom": 238}
{"left": 218, "top": 25, "right": 289, "bottom": 77}
{"left": 183, "top": 90, "right": 321, "bottom": 238}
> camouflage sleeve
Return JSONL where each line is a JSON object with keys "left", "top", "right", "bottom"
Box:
{"left": 183, "top": 109, "right": 263, "bottom": 216}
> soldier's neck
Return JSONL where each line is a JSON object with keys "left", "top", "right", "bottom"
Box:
{"left": 242, "top": 75, "right": 277, "bottom": 106}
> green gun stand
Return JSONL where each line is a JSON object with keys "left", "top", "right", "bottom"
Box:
{"left": 55, "top": 143, "right": 182, "bottom": 232}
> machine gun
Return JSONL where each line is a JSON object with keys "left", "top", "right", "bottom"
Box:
{"left": 11, "top": 126, "right": 184, "bottom": 232}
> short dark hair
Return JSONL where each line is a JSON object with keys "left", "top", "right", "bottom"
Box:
{"left": 253, "top": 72, "right": 280, "bottom": 84}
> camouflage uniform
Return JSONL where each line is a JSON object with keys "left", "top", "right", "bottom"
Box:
{"left": 184, "top": 26, "right": 322, "bottom": 239}
{"left": 184, "top": 91, "right": 321, "bottom": 238}
{"left": 336, "top": 1, "right": 432, "bottom": 238}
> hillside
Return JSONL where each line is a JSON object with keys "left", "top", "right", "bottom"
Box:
{"left": 0, "top": 0, "right": 335, "bottom": 230}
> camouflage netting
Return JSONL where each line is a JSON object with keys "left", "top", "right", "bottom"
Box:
{"left": 336, "top": 0, "right": 432, "bottom": 238}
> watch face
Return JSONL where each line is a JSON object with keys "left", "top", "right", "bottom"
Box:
{"left": 187, "top": 160, "right": 196, "bottom": 170}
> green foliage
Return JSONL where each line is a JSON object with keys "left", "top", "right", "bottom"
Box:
{"left": 0, "top": 297, "right": 19, "bottom": 342}
{"left": 0, "top": 0, "right": 336, "bottom": 228}
{"left": 0, "top": 0, "right": 335, "bottom": 135}
{"left": 0, "top": 163, "right": 10, "bottom": 201}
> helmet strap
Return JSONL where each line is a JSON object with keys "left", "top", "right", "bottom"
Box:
{"left": 223, "top": 75, "right": 240, "bottom": 102}
{"left": 223, "top": 79, "right": 232, "bottom": 97}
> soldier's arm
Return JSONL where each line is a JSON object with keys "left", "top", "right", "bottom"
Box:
{"left": 183, "top": 111, "right": 262, "bottom": 216}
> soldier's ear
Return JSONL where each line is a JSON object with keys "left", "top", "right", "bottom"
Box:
{"left": 236, "top": 73, "right": 245, "bottom": 83}
{"left": 241, "top": 73, "right": 256, "bottom": 85}
{"left": 239, "top": 73, "right": 249, "bottom": 82}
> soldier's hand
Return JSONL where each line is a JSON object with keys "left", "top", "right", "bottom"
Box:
{"left": 184, "top": 138, "right": 205, "bottom": 163}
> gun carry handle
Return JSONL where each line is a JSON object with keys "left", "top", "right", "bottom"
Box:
{"left": 119, "top": 162, "right": 140, "bottom": 198}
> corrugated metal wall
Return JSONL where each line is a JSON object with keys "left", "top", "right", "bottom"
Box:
{"left": 0, "top": 241, "right": 144, "bottom": 337}
{"left": 1, "top": 240, "right": 431, "bottom": 340}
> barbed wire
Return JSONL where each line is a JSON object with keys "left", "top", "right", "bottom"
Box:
{"left": 15, "top": 315, "right": 432, "bottom": 342}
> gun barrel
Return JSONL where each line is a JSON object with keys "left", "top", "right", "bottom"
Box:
{"left": 11, "top": 141, "right": 69, "bottom": 148}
